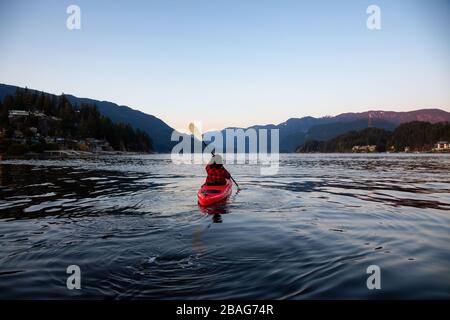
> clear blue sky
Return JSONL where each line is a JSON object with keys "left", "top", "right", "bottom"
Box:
{"left": 0, "top": 0, "right": 449, "bottom": 131}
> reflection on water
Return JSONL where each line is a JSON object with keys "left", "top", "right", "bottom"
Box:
{"left": 0, "top": 154, "right": 449, "bottom": 299}
{"left": 199, "top": 204, "right": 230, "bottom": 217}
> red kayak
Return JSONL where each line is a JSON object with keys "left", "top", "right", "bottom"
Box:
{"left": 197, "top": 179, "right": 233, "bottom": 206}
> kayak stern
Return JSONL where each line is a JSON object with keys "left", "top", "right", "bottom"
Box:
{"left": 197, "top": 179, "right": 233, "bottom": 206}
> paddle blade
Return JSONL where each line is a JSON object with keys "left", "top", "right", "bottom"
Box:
{"left": 188, "top": 122, "right": 202, "bottom": 140}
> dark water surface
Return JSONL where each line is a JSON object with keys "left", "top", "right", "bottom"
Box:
{"left": 0, "top": 154, "right": 449, "bottom": 299}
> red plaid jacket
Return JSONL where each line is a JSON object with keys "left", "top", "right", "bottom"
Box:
{"left": 205, "top": 164, "right": 231, "bottom": 185}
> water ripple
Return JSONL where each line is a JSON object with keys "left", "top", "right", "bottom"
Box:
{"left": 0, "top": 154, "right": 449, "bottom": 299}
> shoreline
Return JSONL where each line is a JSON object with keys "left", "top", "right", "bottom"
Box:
{"left": 295, "top": 150, "right": 450, "bottom": 154}
{"left": 0, "top": 150, "right": 155, "bottom": 160}
{"left": 1, "top": 150, "right": 450, "bottom": 161}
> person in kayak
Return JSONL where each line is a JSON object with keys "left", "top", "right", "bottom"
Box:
{"left": 205, "top": 154, "right": 231, "bottom": 186}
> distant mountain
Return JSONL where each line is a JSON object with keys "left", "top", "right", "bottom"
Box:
{"left": 211, "top": 117, "right": 333, "bottom": 152}
{"left": 64, "top": 96, "right": 176, "bottom": 152}
{"left": 207, "top": 109, "right": 450, "bottom": 152}
{"left": 0, "top": 84, "right": 17, "bottom": 101}
{"left": 0, "top": 84, "right": 177, "bottom": 152}
{"left": 1, "top": 88, "right": 153, "bottom": 154}
{"left": 297, "top": 127, "right": 393, "bottom": 153}
{"left": 296, "top": 122, "right": 450, "bottom": 153}
{"left": 334, "top": 109, "right": 450, "bottom": 124}
{"left": 304, "top": 118, "right": 397, "bottom": 142}
{"left": 2, "top": 83, "right": 449, "bottom": 153}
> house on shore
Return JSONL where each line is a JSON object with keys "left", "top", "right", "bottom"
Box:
{"left": 85, "top": 138, "right": 113, "bottom": 152}
{"left": 8, "top": 110, "right": 29, "bottom": 118}
{"left": 8, "top": 109, "right": 61, "bottom": 121}
{"left": 433, "top": 141, "right": 450, "bottom": 151}
{"left": 352, "top": 145, "right": 377, "bottom": 153}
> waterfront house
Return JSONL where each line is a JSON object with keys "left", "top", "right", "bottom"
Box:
{"left": 85, "top": 138, "right": 112, "bottom": 152}
{"left": 433, "top": 141, "right": 450, "bottom": 151}
{"left": 352, "top": 145, "right": 377, "bottom": 153}
{"left": 8, "top": 110, "right": 29, "bottom": 118}
{"left": 31, "top": 111, "right": 47, "bottom": 118}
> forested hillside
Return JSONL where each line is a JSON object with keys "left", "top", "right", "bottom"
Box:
{"left": 0, "top": 88, "right": 152, "bottom": 155}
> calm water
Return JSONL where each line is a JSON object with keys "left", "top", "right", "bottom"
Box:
{"left": 0, "top": 154, "right": 449, "bottom": 299}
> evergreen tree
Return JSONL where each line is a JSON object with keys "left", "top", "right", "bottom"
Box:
{"left": 1, "top": 90, "right": 154, "bottom": 153}
{"left": 35, "top": 92, "right": 45, "bottom": 111}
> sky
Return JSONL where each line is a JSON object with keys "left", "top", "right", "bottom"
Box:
{"left": 0, "top": 0, "right": 449, "bottom": 131}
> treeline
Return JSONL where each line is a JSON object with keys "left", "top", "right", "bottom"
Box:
{"left": 0, "top": 88, "right": 152, "bottom": 152}
{"left": 296, "top": 122, "right": 450, "bottom": 153}
{"left": 389, "top": 121, "right": 450, "bottom": 151}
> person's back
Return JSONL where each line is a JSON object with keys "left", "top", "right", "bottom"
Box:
{"left": 205, "top": 155, "right": 231, "bottom": 186}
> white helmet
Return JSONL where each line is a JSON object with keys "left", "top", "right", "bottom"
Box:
{"left": 209, "top": 154, "right": 223, "bottom": 165}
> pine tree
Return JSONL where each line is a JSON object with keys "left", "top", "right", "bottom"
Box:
{"left": 35, "top": 92, "right": 45, "bottom": 111}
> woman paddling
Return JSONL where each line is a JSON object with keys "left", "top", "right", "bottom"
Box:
{"left": 198, "top": 154, "right": 234, "bottom": 206}
{"left": 205, "top": 154, "right": 231, "bottom": 186}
